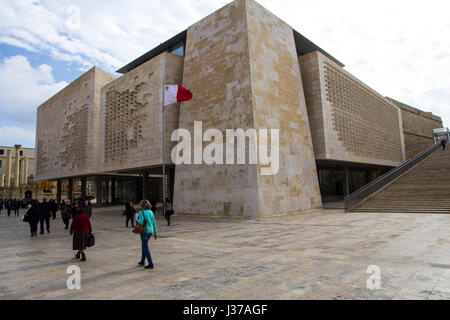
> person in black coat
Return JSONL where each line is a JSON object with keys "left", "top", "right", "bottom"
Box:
{"left": 441, "top": 139, "right": 447, "bottom": 150}
{"left": 24, "top": 200, "right": 42, "bottom": 237}
{"left": 124, "top": 202, "right": 136, "bottom": 227}
{"left": 6, "top": 199, "right": 13, "bottom": 216}
{"left": 39, "top": 198, "right": 52, "bottom": 234}
{"left": 61, "top": 200, "right": 72, "bottom": 229}
{"left": 81, "top": 199, "right": 92, "bottom": 219}
{"left": 0, "top": 199, "right": 3, "bottom": 216}
{"left": 50, "top": 199, "right": 58, "bottom": 219}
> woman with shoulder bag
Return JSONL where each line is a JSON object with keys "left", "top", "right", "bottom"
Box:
{"left": 134, "top": 200, "right": 158, "bottom": 269}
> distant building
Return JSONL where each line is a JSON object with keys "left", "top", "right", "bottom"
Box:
{"left": 0, "top": 145, "right": 56, "bottom": 200}
{"left": 35, "top": 0, "right": 443, "bottom": 215}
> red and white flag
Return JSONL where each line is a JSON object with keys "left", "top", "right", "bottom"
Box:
{"left": 164, "top": 85, "right": 193, "bottom": 106}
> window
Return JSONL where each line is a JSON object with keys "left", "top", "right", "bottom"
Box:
{"left": 169, "top": 41, "right": 185, "bottom": 57}
{"left": 20, "top": 151, "right": 23, "bottom": 156}
{"left": 0, "top": 159, "right": 2, "bottom": 167}
{"left": 0, "top": 149, "right": 4, "bottom": 155}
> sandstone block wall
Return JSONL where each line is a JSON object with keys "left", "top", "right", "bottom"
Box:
{"left": 386, "top": 97, "right": 443, "bottom": 159}
{"left": 36, "top": 67, "right": 116, "bottom": 180}
{"left": 173, "top": 0, "right": 322, "bottom": 217}
{"left": 99, "top": 52, "right": 184, "bottom": 173}
{"left": 299, "top": 51, "right": 405, "bottom": 167}
{"left": 246, "top": 0, "right": 322, "bottom": 216}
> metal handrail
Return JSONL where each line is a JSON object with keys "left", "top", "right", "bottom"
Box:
{"left": 344, "top": 141, "right": 445, "bottom": 211}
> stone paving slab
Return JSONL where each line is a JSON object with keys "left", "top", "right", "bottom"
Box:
{"left": 1, "top": 207, "right": 450, "bottom": 299}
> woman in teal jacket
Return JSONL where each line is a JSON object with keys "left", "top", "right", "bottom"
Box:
{"left": 136, "top": 200, "right": 158, "bottom": 269}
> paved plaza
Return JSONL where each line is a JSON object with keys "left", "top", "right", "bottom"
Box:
{"left": 1, "top": 207, "right": 450, "bottom": 300}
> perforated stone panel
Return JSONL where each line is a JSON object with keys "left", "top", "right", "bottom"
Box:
{"left": 99, "top": 52, "right": 184, "bottom": 173}
{"left": 299, "top": 51, "right": 405, "bottom": 167}
{"left": 324, "top": 62, "right": 403, "bottom": 162}
{"left": 36, "top": 67, "right": 116, "bottom": 180}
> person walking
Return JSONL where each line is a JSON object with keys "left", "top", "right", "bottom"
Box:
{"left": 441, "top": 139, "right": 447, "bottom": 150}
{"left": 50, "top": 199, "right": 58, "bottom": 219}
{"left": 70, "top": 208, "right": 92, "bottom": 262}
{"left": 164, "top": 198, "right": 174, "bottom": 226}
{"left": 81, "top": 199, "right": 92, "bottom": 219}
{"left": 60, "top": 199, "right": 72, "bottom": 229}
{"left": 39, "top": 198, "right": 51, "bottom": 234}
{"left": 71, "top": 200, "right": 80, "bottom": 218}
{"left": 13, "top": 199, "right": 19, "bottom": 216}
{"left": 124, "top": 201, "right": 136, "bottom": 228}
{"left": 136, "top": 200, "right": 158, "bottom": 269}
{"left": 6, "top": 199, "right": 12, "bottom": 216}
{"left": 24, "top": 200, "right": 41, "bottom": 237}
{"left": 0, "top": 199, "right": 3, "bottom": 216}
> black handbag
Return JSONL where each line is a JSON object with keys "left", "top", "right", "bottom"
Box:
{"left": 87, "top": 233, "right": 95, "bottom": 247}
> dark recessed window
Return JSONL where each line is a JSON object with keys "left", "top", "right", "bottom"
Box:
{"left": 169, "top": 41, "right": 185, "bottom": 57}
{"left": 0, "top": 159, "right": 2, "bottom": 167}
{"left": 0, "top": 149, "right": 4, "bottom": 155}
{"left": 20, "top": 151, "right": 23, "bottom": 156}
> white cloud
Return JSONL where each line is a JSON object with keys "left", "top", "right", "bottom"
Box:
{"left": 0, "top": 0, "right": 449, "bottom": 145}
{"left": 0, "top": 125, "right": 36, "bottom": 148}
{"left": 0, "top": 55, "right": 67, "bottom": 146}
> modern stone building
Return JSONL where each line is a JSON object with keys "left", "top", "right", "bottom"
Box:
{"left": 35, "top": 0, "right": 443, "bottom": 215}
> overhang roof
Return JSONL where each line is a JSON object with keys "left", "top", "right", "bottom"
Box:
{"left": 293, "top": 30, "right": 344, "bottom": 67}
{"left": 116, "top": 30, "right": 187, "bottom": 74}
{"left": 116, "top": 28, "right": 344, "bottom": 74}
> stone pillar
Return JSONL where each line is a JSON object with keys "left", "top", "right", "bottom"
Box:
{"left": 56, "top": 180, "right": 62, "bottom": 203}
{"left": 344, "top": 166, "right": 350, "bottom": 197}
{"left": 23, "top": 157, "right": 29, "bottom": 185}
{"left": 0, "top": 173, "right": 4, "bottom": 188}
{"left": 13, "top": 145, "right": 21, "bottom": 188}
{"left": 5, "top": 149, "right": 11, "bottom": 188}
{"left": 142, "top": 172, "right": 149, "bottom": 201}
{"left": 81, "top": 177, "right": 87, "bottom": 201}
{"left": 96, "top": 176, "right": 103, "bottom": 207}
{"left": 68, "top": 179, "right": 73, "bottom": 201}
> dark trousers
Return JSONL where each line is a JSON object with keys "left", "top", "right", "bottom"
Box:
{"left": 126, "top": 214, "right": 135, "bottom": 227}
{"left": 29, "top": 221, "right": 38, "bottom": 234}
{"left": 443, "top": 144, "right": 446, "bottom": 150}
{"left": 140, "top": 233, "right": 153, "bottom": 265}
{"left": 14, "top": 208, "right": 19, "bottom": 216}
{"left": 51, "top": 210, "right": 57, "bottom": 219}
{"left": 62, "top": 217, "right": 70, "bottom": 229}
{"left": 7, "top": 208, "right": 11, "bottom": 216}
{"left": 40, "top": 215, "right": 50, "bottom": 233}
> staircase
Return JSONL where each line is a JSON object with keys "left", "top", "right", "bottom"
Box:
{"left": 351, "top": 147, "right": 450, "bottom": 213}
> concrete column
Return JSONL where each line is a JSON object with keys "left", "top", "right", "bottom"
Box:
{"left": 344, "top": 166, "right": 350, "bottom": 197}
{"left": 68, "top": 179, "right": 73, "bottom": 201}
{"left": 13, "top": 145, "right": 21, "bottom": 188}
{"left": 81, "top": 177, "right": 87, "bottom": 200}
{"left": 0, "top": 173, "right": 4, "bottom": 188}
{"left": 56, "top": 180, "right": 62, "bottom": 203}
{"left": 5, "top": 150, "right": 11, "bottom": 188}
{"left": 23, "top": 157, "right": 29, "bottom": 185}
{"left": 96, "top": 176, "right": 103, "bottom": 207}
{"left": 142, "top": 172, "right": 149, "bottom": 201}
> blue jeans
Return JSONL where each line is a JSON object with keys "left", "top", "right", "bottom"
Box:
{"left": 140, "top": 233, "right": 153, "bottom": 265}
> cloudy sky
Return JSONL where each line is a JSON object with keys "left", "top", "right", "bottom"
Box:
{"left": 0, "top": 0, "right": 449, "bottom": 147}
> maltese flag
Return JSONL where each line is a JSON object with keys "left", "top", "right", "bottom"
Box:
{"left": 164, "top": 85, "right": 193, "bottom": 106}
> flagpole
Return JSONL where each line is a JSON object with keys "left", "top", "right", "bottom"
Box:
{"left": 161, "top": 72, "right": 166, "bottom": 218}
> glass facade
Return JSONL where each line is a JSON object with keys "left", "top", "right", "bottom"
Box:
{"left": 317, "top": 162, "right": 391, "bottom": 203}
{"left": 170, "top": 41, "right": 185, "bottom": 56}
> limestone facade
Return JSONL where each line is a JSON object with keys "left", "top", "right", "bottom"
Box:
{"left": 0, "top": 146, "right": 35, "bottom": 187}
{"left": 34, "top": 0, "right": 444, "bottom": 214}
{"left": 386, "top": 97, "right": 443, "bottom": 159}
{"left": 299, "top": 51, "right": 406, "bottom": 167}
{"left": 99, "top": 52, "right": 184, "bottom": 173}
{"left": 36, "top": 67, "right": 116, "bottom": 181}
